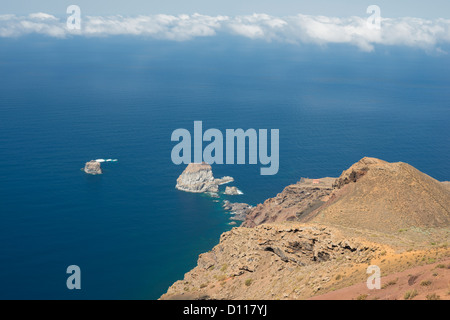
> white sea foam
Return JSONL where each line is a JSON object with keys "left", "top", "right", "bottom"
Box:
{"left": 95, "top": 159, "right": 118, "bottom": 163}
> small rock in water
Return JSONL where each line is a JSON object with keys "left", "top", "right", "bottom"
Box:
{"left": 215, "top": 176, "right": 234, "bottom": 185}
{"left": 222, "top": 201, "right": 252, "bottom": 221}
{"left": 224, "top": 186, "right": 241, "bottom": 195}
{"left": 206, "top": 192, "right": 219, "bottom": 198}
{"left": 84, "top": 160, "right": 102, "bottom": 175}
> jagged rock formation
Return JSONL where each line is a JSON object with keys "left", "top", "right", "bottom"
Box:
{"left": 331, "top": 157, "right": 376, "bottom": 189}
{"left": 175, "top": 163, "right": 233, "bottom": 193}
{"left": 224, "top": 186, "right": 241, "bottom": 195}
{"left": 223, "top": 201, "right": 252, "bottom": 221}
{"left": 215, "top": 176, "right": 234, "bottom": 185}
{"left": 83, "top": 160, "right": 102, "bottom": 175}
{"left": 176, "top": 162, "right": 216, "bottom": 193}
{"left": 242, "top": 177, "right": 335, "bottom": 227}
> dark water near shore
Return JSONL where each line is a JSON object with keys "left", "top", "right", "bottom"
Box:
{"left": 0, "top": 37, "right": 449, "bottom": 299}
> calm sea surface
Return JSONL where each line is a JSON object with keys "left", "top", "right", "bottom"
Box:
{"left": 0, "top": 37, "right": 449, "bottom": 299}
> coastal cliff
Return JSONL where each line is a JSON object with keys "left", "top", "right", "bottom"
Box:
{"left": 162, "top": 157, "right": 450, "bottom": 300}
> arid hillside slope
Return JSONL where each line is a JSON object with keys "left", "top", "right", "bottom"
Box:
{"left": 161, "top": 222, "right": 449, "bottom": 300}
{"left": 244, "top": 157, "right": 450, "bottom": 234}
{"left": 300, "top": 157, "right": 450, "bottom": 233}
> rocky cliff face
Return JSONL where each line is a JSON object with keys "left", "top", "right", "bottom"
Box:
{"left": 242, "top": 177, "right": 335, "bottom": 227}
{"left": 175, "top": 163, "right": 218, "bottom": 193}
{"left": 160, "top": 223, "right": 385, "bottom": 300}
{"left": 84, "top": 160, "right": 102, "bottom": 175}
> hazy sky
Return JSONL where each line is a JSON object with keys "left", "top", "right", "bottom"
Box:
{"left": 2, "top": 0, "right": 450, "bottom": 18}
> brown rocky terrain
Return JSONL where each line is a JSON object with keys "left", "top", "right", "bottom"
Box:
{"left": 300, "top": 157, "right": 450, "bottom": 234}
{"left": 242, "top": 177, "right": 335, "bottom": 227}
{"left": 442, "top": 181, "right": 450, "bottom": 191}
{"left": 161, "top": 157, "right": 450, "bottom": 300}
{"left": 310, "top": 257, "right": 450, "bottom": 300}
{"left": 243, "top": 157, "right": 450, "bottom": 233}
{"left": 160, "top": 222, "right": 449, "bottom": 300}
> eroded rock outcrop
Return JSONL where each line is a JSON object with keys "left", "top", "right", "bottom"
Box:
{"left": 175, "top": 163, "right": 235, "bottom": 194}
{"left": 332, "top": 157, "right": 385, "bottom": 189}
{"left": 224, "top": 186, "right": 241, "bottom": 195}
{"left": 242, "top": 177, "right": 335, "bottom": 227}
{"left": 160, "top": 224, "right": 381, "bottom": 300}
{"left": 176, "top": 163, "right": 220, "bottom": 193}
{"left": 215, "top": 176, "right": 234, "bottom": 185}
{"left": 84, "top": 160, "right": 102, "bottom": 175}
{"left": 223, "top": 201, "right": 252, "bottom": 221}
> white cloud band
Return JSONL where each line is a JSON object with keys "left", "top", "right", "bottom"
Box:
{"left": 1, "top": 12, "right": 450, "bottom": 52}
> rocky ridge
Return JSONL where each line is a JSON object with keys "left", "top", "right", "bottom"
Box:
{"left": 301, "top": 157, "right": 450, "bottom": 233}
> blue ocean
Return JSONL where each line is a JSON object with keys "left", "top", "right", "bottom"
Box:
{"left": 0, "top": 36, "right": 449, "bottom": 299}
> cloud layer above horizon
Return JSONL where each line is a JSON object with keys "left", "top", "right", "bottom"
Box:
{"left": 1, "top": 12, "right": 450, "bottom": 52}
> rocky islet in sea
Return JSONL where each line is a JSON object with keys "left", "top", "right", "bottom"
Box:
{"left": 175, "top": 162, "right": 235, "bottom": 194}
{"left": 224, "top": 186, "right": 242, "bottom": 195}
{"left": 83, "top": 160, "right": 103, "bottom": 175}
{"left": 175, "top": 162, "right": 251, "bottom": 221}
